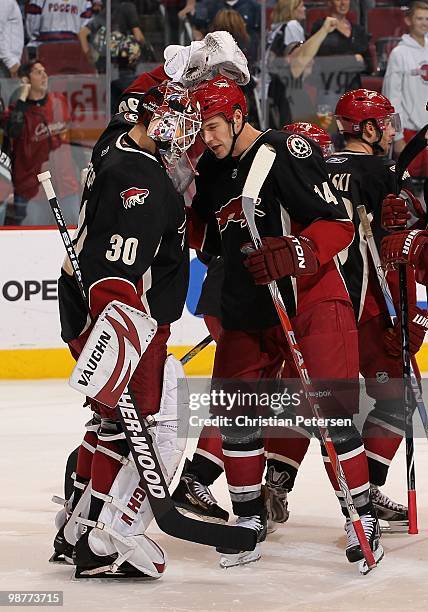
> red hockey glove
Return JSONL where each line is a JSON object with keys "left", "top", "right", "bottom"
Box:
{"left": 381, "top": 189, "right": 425, "bottom": 231}
{"left": 383, "top": 306, "right": 428, "bottom": 357}
{"left": 242, "top": 236, "right": 319, "bottom": 285}
{"left": 381, "top": 230, "right": 428, "bottom": 270}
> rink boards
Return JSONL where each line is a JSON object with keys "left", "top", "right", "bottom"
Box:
{"left": 0, "top": 227, "right": 427, "bottom": 378}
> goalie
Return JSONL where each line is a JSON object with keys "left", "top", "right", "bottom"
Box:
{"left": 51, "top": 81, "right": 202, "bottom": 579}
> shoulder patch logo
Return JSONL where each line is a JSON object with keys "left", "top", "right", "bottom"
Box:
{"left": 123, "top": 112, "right": 139, "bottom": 123}
{"left": 120, "top": 187, "right": 149, "bottom": 209}
{"left": 287, "top": 134, "right": 312, "bottom": 159}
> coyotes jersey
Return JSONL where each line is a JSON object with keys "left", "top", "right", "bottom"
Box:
{"left": 191, "top": 129, "right": 354, "bottom": 331}
{"left": 58, "top": 112, "right": 188, "bottom": 343}
{"left": 26, "top": 1, "right": 92, "bottom": 43}
{"left": 325, "top": 151, "right": 406, "bottom": 322}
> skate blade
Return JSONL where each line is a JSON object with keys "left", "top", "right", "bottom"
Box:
{"left": 175, "top": 505, "right": 228, "bottom": 524}
{"left": 219, "top": 545, "right": 261, "bottom": 569}
{"left": 358, "top": 544, "right": 384, "bottom": 575}
{"left": 380, "top": 521, "right": 408, "bottom": 534}
{"left": 49, "top": 552, "right": 74, "bottom": 565}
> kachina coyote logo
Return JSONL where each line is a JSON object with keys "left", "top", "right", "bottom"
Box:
{"left": 120, "top": 187, "right": 149, "bottom": 209}
{"left": 215, "top": 196, "right": 264, "bottom": 233}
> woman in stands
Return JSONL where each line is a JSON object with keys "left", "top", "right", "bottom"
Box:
{"left": 310, "top": 0, "right": 371, "bottom": 100}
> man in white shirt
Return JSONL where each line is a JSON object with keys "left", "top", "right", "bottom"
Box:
{"left": 383, "top": 1, "right": 428, "bottom": 177}
{"left": 0, "top": 0, "right": 24, "bottom": 78}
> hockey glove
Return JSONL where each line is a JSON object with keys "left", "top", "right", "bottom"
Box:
{"left": 242, "top": 236, "right": 318, "bottom": 285}
{"left": 383, "top": 306, "right": 428, "bottom": 357}
{"left": 381, "top": 189, "right": 425, "bottom": 231}
{"left": 381, "top": 230, "right": 428, "bottom": 270}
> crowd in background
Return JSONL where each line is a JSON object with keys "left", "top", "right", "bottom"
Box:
{"left": 0, "top": 0, "right": 427, "bottom": 225}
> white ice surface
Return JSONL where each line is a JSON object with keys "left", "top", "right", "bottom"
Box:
{"left": 0, "top": 379, "right": 427, "bottom": 612}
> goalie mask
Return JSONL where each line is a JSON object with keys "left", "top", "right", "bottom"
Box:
{"left": 145, "top": 82, "right": 202, "bottom": 170}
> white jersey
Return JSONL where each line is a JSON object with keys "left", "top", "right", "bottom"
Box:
{"left": 26, "top": 0, "right": 92, "bottom": 44}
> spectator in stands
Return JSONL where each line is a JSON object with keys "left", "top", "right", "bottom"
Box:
{"left": 5, "top": 60, "right": 79, "bottom": 225}
{"left": 267, "top": 2, "right": 337, "bottom": 127}
{"left": 209, "top": 8, "right": 250, "bottom": 58}
{"left": 79, "top": 0, "right": 145, "bottom": 73}
{"left": 0, "top": 85, "right": 13, "bottom": 225}
{"left": 0, "top": 0, "right": 25, "bottom": 79}
{"left": 163, "top": 0, "right": 187, "bottom": 45}
{"left": 310, "top": 0, "right": 371, "bottom": 105}
{"left": 190, "top": 0, "right": 261, "bottom": 61}
{"left": 110, "top": 35, "right": 142, "bottom": 113}
{"left": 25, "top": 0, "right": 92, "bottom": 49}
{"left": 382, "top": 0, "right": 428, "bottom": 179}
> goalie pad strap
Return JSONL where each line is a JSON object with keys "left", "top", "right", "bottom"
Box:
{"left": 96, "top": 445, "right": 130, "bottom": 465}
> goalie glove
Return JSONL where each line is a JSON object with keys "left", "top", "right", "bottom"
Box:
{"left": 242, "top": 236, "right": 319, "bottom": 285}
{"left": 381, "top": 189, "right": 426, "bottom": 231}
{"left": 384, "top": 305, "right": 428, "bottom": 357}
{"left": 381, "top": 229, "right": 428, "bottom": 270}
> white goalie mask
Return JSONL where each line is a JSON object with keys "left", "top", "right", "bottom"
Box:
{"left": 146, "top": 82, "right": 202, "bottom": 170}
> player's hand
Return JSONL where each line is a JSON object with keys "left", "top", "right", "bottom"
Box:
{"left": 381, "top": 230, "right": 428, "bottom": 269}
{"left": 242, "top": 235, "right": 318, "bottom": 285}
{"left": 381, "top": 189, "right": 424, "bottom": 231}
{"left": 383, "top": 306, "right": 428, "bottom": 357}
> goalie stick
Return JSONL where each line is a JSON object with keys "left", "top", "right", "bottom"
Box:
{"left": 357, "top": 206, "right": 421, "bottom": 535}
{"left": 241, "top": 144, "right": 378, "bottom": 573}
{"left": 38, "top": 171, "right": 257, "bottom": 553}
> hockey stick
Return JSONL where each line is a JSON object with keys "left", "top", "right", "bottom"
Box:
{"left": 180, "top": 334, "right": 213, "bottom": 366}
{"left": 241, "top": 144, "right": 378, "bottom": 573}
{"left": 38, "top": 171, "right": 257, "bottom": 553}
{"left": 395, "top": 123, "right": 428, "bottom": 190}
{"left": 357, "top": 206, "right": 421, "bottom": 535}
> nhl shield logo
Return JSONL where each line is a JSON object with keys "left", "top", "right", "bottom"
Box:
{"left": 376, "top": 371, "right": 389, "bottom": 384}
{"left": 120, "top": 187, "right": 150, "bottom": 209}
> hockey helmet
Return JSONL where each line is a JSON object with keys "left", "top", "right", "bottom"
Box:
{"left": 146, "top": 81, "right": 202, "bottom": 167}
{"left": 334, "top": 89, "right": 401, "bottom": 136}
{"left": 191, "top": 75, "right": 247, "bottom": 122}
{"left": 284, "top": 122, "right": 335, "bottom": 158}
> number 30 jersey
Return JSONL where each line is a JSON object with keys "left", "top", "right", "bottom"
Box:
{"left": 58, "top": 112, "right": 189, "bottom": 343}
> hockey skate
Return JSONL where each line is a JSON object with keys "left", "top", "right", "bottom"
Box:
{"left": 345, "top": 511, "right": 384, "bottom": 575}
{"left": 50, "top": 524, "right": 75, "bottom": 565}
{"left": 370, "top": 485, "right": 408, "bottom": 533}
{"left": 217, "top": 512, "right": 267, "bottom": 568}
{"left": 264, "top": 466, "right": 290, "bottom": 534}
{"left": 172, "top": 460, "right": 229, "bottom": 523}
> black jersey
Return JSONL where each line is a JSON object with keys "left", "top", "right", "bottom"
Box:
{"left": 192, "top": 129, "right": 353, "bottom": 330}
{"left": 58, "top": 112, "right": 188, "bottom": 343}
{"left": 325, "top": 151, "right": 400, "bottom": 321}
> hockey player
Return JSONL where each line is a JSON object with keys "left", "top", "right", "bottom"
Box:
{"left": 265, "top": 94, "right": 428, "bottom": 535}
{"left": 52, "top": 80, "right": 202, "bottom": 579}
{"left": 184, "top": 75, "right": 384, "bottom": 571}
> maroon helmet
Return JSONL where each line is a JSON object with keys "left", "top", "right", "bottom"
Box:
{"left": 192, "top": 75, "right": 247, "bottom": 122}
{"left": 284, "top": 122, "right": 335, "bottom": 157}
{"left": 335, "top": 89, "right": 401, "bottom": 136}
